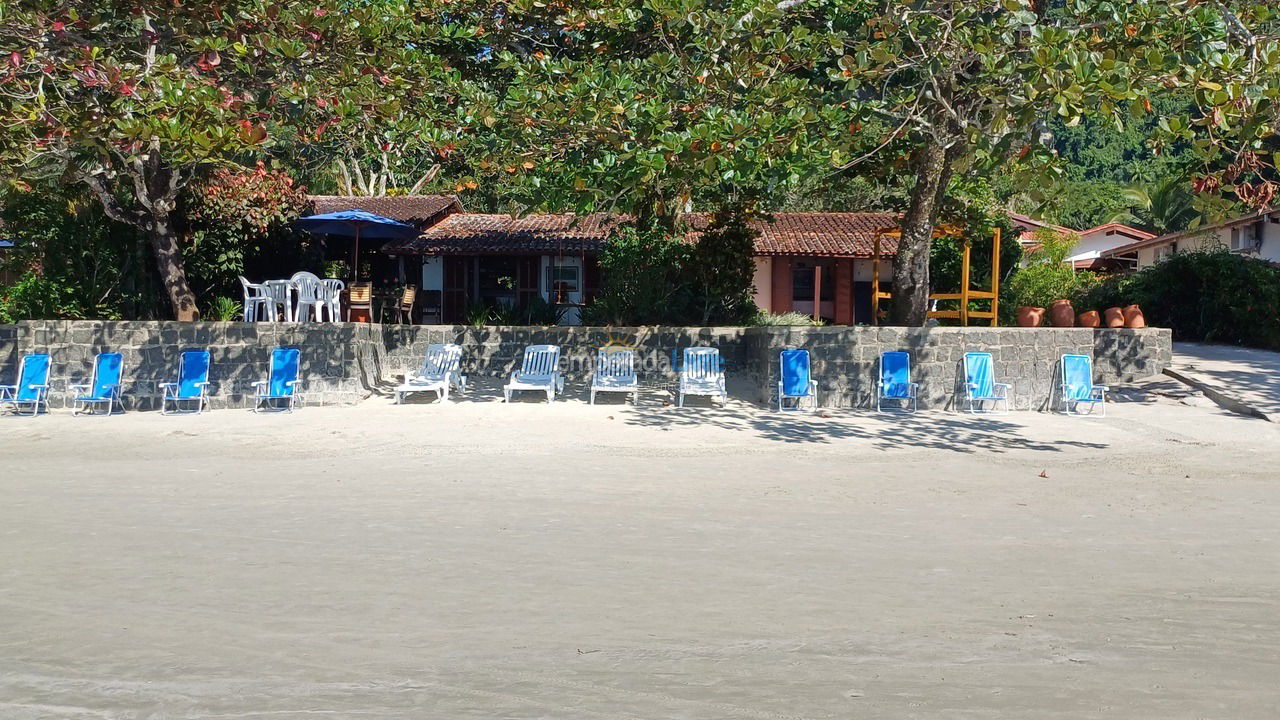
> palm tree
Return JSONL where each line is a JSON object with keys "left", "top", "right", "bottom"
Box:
{"left": 1108, "top": 174, "right": 1200, "bottom": 234}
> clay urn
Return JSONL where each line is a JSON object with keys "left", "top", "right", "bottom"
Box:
{"left": 1077, "top": 310, "right": 1101, "bottom": 328}
{"left": 1103, "top": 307, "right": 1125, "bottom": 328}
{"left": 1123, "top": 304, "right": 1147, "bottom": 329}
{"left": 1049, "top": 299, "right": 1075, "bottom": 327}
{"left": 1016, "top": 306, "right": 1045, "bottom": 327}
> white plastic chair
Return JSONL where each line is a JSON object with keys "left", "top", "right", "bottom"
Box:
{"left": 262, "top": 279, "right": 295, "bottom": 322}
{"left": 678, "top": 347, "right": 727, "bottom": 407}
{"left": 590, "top": 349, "right": 638, "bottom": 405}
{"left": 395, "top": 343, "right": 467, "bottom": 404}
{"left": 290, "top": 271, "right": 325, "bottom": 322}
{"left": 504, "top": 345, "right": 564, "bottom": 403}
{"left": 239, "top": 276, "right": 274, "bottom": 322}
{"left": 320, "top": 278, "right": 345, "bottom": 323}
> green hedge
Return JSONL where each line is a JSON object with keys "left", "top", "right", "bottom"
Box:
{"left": 1085, "top": 250, "right": 1280, "bottom": 350}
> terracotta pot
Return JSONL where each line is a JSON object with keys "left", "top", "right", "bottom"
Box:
{"left": 1123, "top": 304, "right": 1146, "bottom": 329}
{"left": 1016, "top": 306, "right": 1045, "bottom": 328}
{"left": 1077, "top": 310, "right": 1101, "bottom": 328}
{"left": 1103, "top": 307, "right": 1125, "bottom": 328}
{"left": 1049, "top": 299, "right": 1075, "bottom": 328}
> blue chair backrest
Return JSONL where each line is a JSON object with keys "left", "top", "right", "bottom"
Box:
{"left": 15, "top": 353, "right": 50, "bottom": 403}
{"left": 270, "top": 348, "right": 300, "bottom": 397}
{"left": 880, "top": 351, "right": 912, "bottom": 398}
{"left": 1062, "top": 354, "right": 1094, "bottom": 401}
{"left": 92, "top": 353, "right": 124, "bottom": 398}
{"left": 780, "top": 350, "right": 811, "bottom": 397}
{"left": 964, "top": 352, "right": 994, "bottom": 398}
{"left": 178, "top": 351, "right": 211, "bottom": 399}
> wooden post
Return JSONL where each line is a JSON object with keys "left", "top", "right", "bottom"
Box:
{"left": 871, "top": 234, "right": 882, "bottom": 326}
{"left": 990, "top": 227, "right": 1001, "bottom": 327}
{"left": 812, "top": 265, "right": 822, "bottom": 323}
{"left": 959, "top": 241, "right": 971, "bottom": 326}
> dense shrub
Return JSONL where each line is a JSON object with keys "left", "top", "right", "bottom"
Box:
{"left": 587, "top": 212, "right": 758, "bottom": 326}
{"left": 1086, "top": 250, "right": 1280, "bottom": 350}
{"left": 0, "top": 189, "right": 159, "bottom": 321}
{"left": 1000, "top": 226, "right": 1099, "bottom": 324}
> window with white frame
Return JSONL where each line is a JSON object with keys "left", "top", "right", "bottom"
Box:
{"left": 1230, "top": 223, "right": 1260, "bottom": 252}
{"left": 1154, "top": 243, "right": 1176, "bottom": 262}
{"left": 546, "top": 264, "right": 580, "bottom": 303}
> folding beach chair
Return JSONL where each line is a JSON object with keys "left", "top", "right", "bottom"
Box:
{"left": 70, "top": 352, "right": 125, "bottom": 417}
{"left": 962, "top": 351, "right": 1012, "bottom": 414}
{"left": 160, "top": 350, "right": 212, "bottom": 415}
{"left": 1059, "top": 354, "right": 1107, "bottom": 416}
{"left": 252, "top": 348, "right": 301, "bottom": 412}
{"left": 395, "top": 343, "right": 466, "bottom": 404}
{"left": 777, "top": 349, "right": 817, "bottom": 412}
{"left": 876, "top": 351, "right": 917, "bottom": 412}
{"left": 0, "top": 353, "right": 51, "bottom": 416}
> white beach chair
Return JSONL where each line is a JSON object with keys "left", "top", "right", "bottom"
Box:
{"left": 678, "top": 347, "right": 727, "bottom": 407}
{"left": 590, "top": 349, "right": 638, "bottom": 405}
{"left": 504, "top": 345, "right": 564, "bottom": 403}
{"left": 395, "top": 343, "right": 467, "bottom": 404}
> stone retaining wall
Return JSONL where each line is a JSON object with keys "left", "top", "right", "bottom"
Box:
{"left": 0, "top": 320, "right": 1171, "bottom": 411}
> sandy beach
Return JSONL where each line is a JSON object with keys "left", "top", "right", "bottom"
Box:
{"left": 2, "top": 382, "right": 1278, "bottom": 718}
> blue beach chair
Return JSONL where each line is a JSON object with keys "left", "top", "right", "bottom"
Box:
{"left": 0, "top": 353, "right": 51, "bottom": 416}
{"left": 160, "top": 350, "right": 212, "bottom": 415}
{"left": 1060, "top": 354, "right": 1107, "bottom": 416}
{"left": 876, "top": 351, "right": 918, "bottom": 412}
{"left": 70, "top": 352, "right": 125, "bottom": 416}
{"left": 963, "top": 352, "right": 1013, "bottom": 414}
{"left": 253, "top": 348, "right": 301, "bottom": 413}
{"left": 777, "top": 349, "right": 817, "bottom": 412}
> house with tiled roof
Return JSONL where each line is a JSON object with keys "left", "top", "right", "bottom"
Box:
{"left": 1099, "top": 207, "right": 1280, "bottom": 270}
{"left": 383, "top": 210, "right": 902, "bottom": 324}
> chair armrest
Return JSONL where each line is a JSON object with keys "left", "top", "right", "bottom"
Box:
{"left": 1094, "top": 385, "right": 1109, "bottom": 391}
{"left": 68, "top": 383, "right": 89, "bottom": 391}
{"left": 250, "top": 380, "right": 267, "bottom": 388}
{"left": 158, "top": 382, "right": 177, "bottom": 389}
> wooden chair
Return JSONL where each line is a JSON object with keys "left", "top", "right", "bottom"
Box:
{"left": 346, "top": 282, "right": 372, "bottom": 322}
{"left": 394, "top": 285, "right": 417, "bottom": 324}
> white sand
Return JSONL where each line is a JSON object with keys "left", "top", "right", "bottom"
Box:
{"left": 2, "top": 381, "right": 1279, "bottom": 718}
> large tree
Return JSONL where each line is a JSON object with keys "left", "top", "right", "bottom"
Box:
{"left": 0, "top": 1, "right": 453, "bottom": 318}
{"left": 827, "top": 0, "right": 1280, "bottom": 324}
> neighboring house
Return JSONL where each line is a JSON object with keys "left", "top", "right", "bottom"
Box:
{"left": 383, "top": 211, "right": 901, "bottom": 325}
{"left": 1009, "top": 212, "right": 1152, "bottom": 269}
{"left": 1100, "top": 207, "right": 1280, "bottom": 270}
{"left": 304, "top": 194, "right": 463, "bottom": 287}
{"left": 1068, "top": 223, "right": 1156, "bottom": 270}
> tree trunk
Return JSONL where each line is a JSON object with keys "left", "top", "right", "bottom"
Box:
{"left": 147, "top": 213, "right": 201, "bottom": 321}
{"left": 889, "top": 138, "right": 958, "bottom": 326}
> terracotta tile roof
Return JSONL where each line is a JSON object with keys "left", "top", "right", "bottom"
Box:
{"left": 387, "top": 211, "right": 903, "bottom": 258}
{"left": 307, "top": 195, "right": 462, "bottom": 228}
{"left": 1078, "top": 222, "right": 1155, "bottom": 240}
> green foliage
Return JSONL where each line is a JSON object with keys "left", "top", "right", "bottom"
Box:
{"left": 205, "top": 296, "right": 243, "bottom": 322}
{"left": 181, "top": 165, "right": 315, "bottom": 299}
{"left": 0, "top": 189, "right": 157, "bottom": 320}
{"left": 589, "top": 225, "right": 693, "bottom": 325}
{"left": 687, "top": 212, "right": 760, "bottom": 325}
{"left": 589, "top": 214, "right": 758, "bottom": 326}
{"left": 751, "top": 311, "right": 825, "bottom": 327}
{"left": 1001, "top": 227, "right": 1099, "bottom": 322}
{"left": 1108, "top": 174, "right": 1201, "bottom": 235}
{"left": 1087, "top": 251, "right": 1280, "bottom": 350}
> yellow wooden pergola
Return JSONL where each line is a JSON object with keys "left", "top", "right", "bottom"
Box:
{"left": 870, "top": 225, "right": 1002, "bottom": 327}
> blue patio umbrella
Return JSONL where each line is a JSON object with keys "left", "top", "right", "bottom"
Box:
{"left": 294, "top": 209, "right": 417, "bottom": 280}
